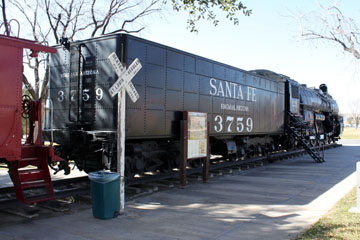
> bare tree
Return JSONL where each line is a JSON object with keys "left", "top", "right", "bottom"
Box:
{"left": 1, "top": 0, "right": 251, "bottom": 100}
{"left": 1, "top": 0, "right": 10, "bottom": 35}
{"left": 42, "top": 0, "right": 162, "bottom": 43}
{"left": 3, "top": 0, "right": 163, "bottom": 100}
{"left": 295, "top": 4, "right": 360, "bottom": 60}
{"left": 348, "top": 98, "right": 360, "bottom": 128}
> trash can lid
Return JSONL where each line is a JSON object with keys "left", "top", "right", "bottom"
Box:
{"left": 88, "top": 170, "right": 120, "bottom": 183}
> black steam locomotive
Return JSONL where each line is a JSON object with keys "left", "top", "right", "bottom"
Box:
{"left": 43, "top": 34, "right": 343, "bottom": 175}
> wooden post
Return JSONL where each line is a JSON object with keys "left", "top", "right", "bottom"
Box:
{"left": 202, "top": 121, "right": 210, "bottom": 183}
{"left": 180, "top": 120, "right": 187, "bottom": 188}
{"left": 117, "top": 89, "right": 126, "bottom": 214}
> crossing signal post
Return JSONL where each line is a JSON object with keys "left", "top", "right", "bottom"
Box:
{"left": 108, "top": 53, "right": 142, "bottom": 213}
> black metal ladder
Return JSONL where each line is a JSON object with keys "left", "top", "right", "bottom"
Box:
{"left": 286, "top": 126, "right": 324, "bottom": 163}
{"left": 286, "top": 112, "right": 325, "bottom": 163}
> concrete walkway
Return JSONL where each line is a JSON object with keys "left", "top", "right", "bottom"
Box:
{"left": 0, "top": 140, "right": 358, "bottom": 240}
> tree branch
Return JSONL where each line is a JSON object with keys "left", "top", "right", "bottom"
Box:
{"left": 297, "top": 4, "right": 360, "bottom": 60}
{"left": 22, "top": 74, "right": 36, "bottom": 99}
{"left": 1, "top": 0, "right": 10, "bottom": 35}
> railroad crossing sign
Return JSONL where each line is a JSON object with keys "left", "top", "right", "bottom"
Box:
{"left": 108, "top": 52, "right": 142, "bottom": 102}
{"left": 107, "top": 52, "right": 142, "bottom": 214}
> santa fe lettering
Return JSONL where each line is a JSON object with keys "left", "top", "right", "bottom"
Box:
{"left": 209, "top": 78, "right": 256, "bottom": 102}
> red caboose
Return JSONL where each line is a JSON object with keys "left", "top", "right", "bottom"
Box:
{"left": 0, "top": 35, "right": 59, "bottom": 204}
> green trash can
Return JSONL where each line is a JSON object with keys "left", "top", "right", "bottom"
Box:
{"left": 88, "top": 171, "right": 120, "bottom": 219}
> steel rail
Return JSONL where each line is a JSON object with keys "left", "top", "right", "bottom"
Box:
{"left": 0, "top": 143, "right": 341, "bottom": 205}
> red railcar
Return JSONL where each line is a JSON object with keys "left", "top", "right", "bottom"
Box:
{"left": 0, "top": 35, "right": 60, "bottom": 204}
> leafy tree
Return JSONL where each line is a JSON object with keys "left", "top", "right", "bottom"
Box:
{"left": 169, "top": 0, "right": 251, "bottom": 32}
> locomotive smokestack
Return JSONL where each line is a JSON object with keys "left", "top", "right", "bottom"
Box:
{"left": 319, "top": 84, "right": 328, "bottom": 93}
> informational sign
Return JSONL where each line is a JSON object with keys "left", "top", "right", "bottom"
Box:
{"left": 180, "top": 111, "right": 209, "bottom": 188}
{"left": 187, "top": 112, "right": 208, "bottom": 159}
{"left": 108, "top": 53, "right": 141, "bottom": 102}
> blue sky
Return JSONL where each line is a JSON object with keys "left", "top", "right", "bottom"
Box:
{"left": 136, "top": 0, "right": 360, "bottom": 114}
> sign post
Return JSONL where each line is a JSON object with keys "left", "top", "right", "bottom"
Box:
{"left": 117, "top": 89, "right": 126, "bottom": 214}
{"left": 108, "top": 53, "right": 141, "bottom": 214}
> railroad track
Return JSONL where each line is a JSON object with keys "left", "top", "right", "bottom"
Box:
{"left": 0, "top": 143, "right": 340, "bottom": 218}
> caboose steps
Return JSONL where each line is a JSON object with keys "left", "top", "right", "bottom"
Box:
{"left": 18, "top": 169, "right": 46, "bottom": 182}
{"left": 8, "top": 145, "right": 55, "bottom": 204}
{"left": 21, "top": 181, "right": 52, "bottom": 190}
{"left": 18, "top": 157, "right": 41, "bottom": 168}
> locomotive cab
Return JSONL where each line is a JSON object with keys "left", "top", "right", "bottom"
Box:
{"left": 286, "top": 80, "right": 301, "bottom": 116}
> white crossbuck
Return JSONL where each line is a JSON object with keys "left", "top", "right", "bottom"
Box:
{"left": 108, "top": 52, "right": 142, "bottom": 102}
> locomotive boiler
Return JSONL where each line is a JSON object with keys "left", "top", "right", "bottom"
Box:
{"left": 42, "top": 34, "right": 342, "bottom": 176}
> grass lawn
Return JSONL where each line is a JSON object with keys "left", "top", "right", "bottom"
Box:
{"left": 296, "top": 127, "right": 360, "bottom": 239}
{"left": 296, "top": 188, "right": 360, "bottom": 240}
{"left": 341, "top": 127, "right": 360, "bottom": 139}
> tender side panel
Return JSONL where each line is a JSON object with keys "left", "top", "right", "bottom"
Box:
{"left": 47, "top": 35, "right": 285, "bottom": 141}
{"left": 125, "top": 36, "right": 285, "bottom": 139}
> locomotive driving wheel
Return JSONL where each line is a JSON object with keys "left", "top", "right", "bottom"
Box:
{"left": 21, "top": 95, "right": 32, "bottom": 118}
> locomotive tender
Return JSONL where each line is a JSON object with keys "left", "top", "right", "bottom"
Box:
{"left": 43, "top": 34, "right": 342, "bottom": 175}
